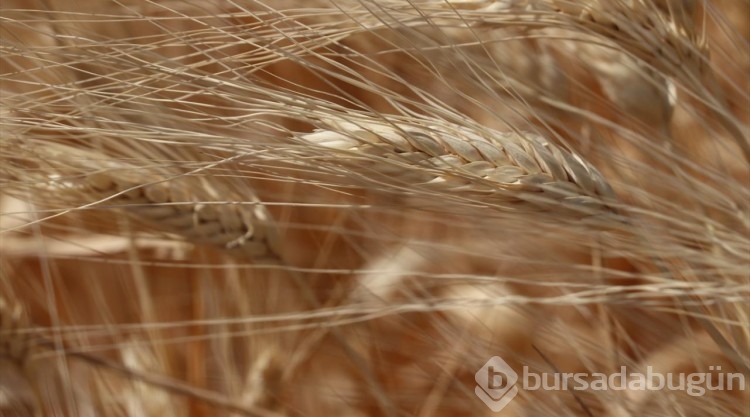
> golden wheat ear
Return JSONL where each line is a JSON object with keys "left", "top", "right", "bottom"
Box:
{"left": 1, "top": 138, "right": 283, "bottom": 262}
{"left": 300, "top": 114, "right": 618, "bottom": 216}
{"left": 83, "top": 170, "right": 282, "bottom": 259}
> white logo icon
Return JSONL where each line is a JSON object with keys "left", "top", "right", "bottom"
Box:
{"left": 475, "top": 356, "right": 519, "bottom": 412}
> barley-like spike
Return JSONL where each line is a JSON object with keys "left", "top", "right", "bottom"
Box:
{"left": 4, "top": 145, "right": 285, "bottom": 261}
{"left": 301, "top": 115, "right": 618, "bottom": 215}
{"left": 81, "top": 171, "right": 282, "bottom": 260}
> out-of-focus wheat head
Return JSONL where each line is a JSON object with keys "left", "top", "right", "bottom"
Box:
{"left": 0, "top": 1, "right": 748, "bottom": 416}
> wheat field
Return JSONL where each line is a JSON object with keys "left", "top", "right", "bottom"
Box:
{"left": 0, "top": 1, "right": 748, "bottom": 416}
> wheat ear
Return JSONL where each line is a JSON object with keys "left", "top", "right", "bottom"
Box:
{"left": 3, "top": 142, "right": 282, "bottom": 261}
{"left": 300, "top": 114, "right": 619, "bottom": 217}
{"left": 83, "top": 170, "right": 281, "bottom": 260}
